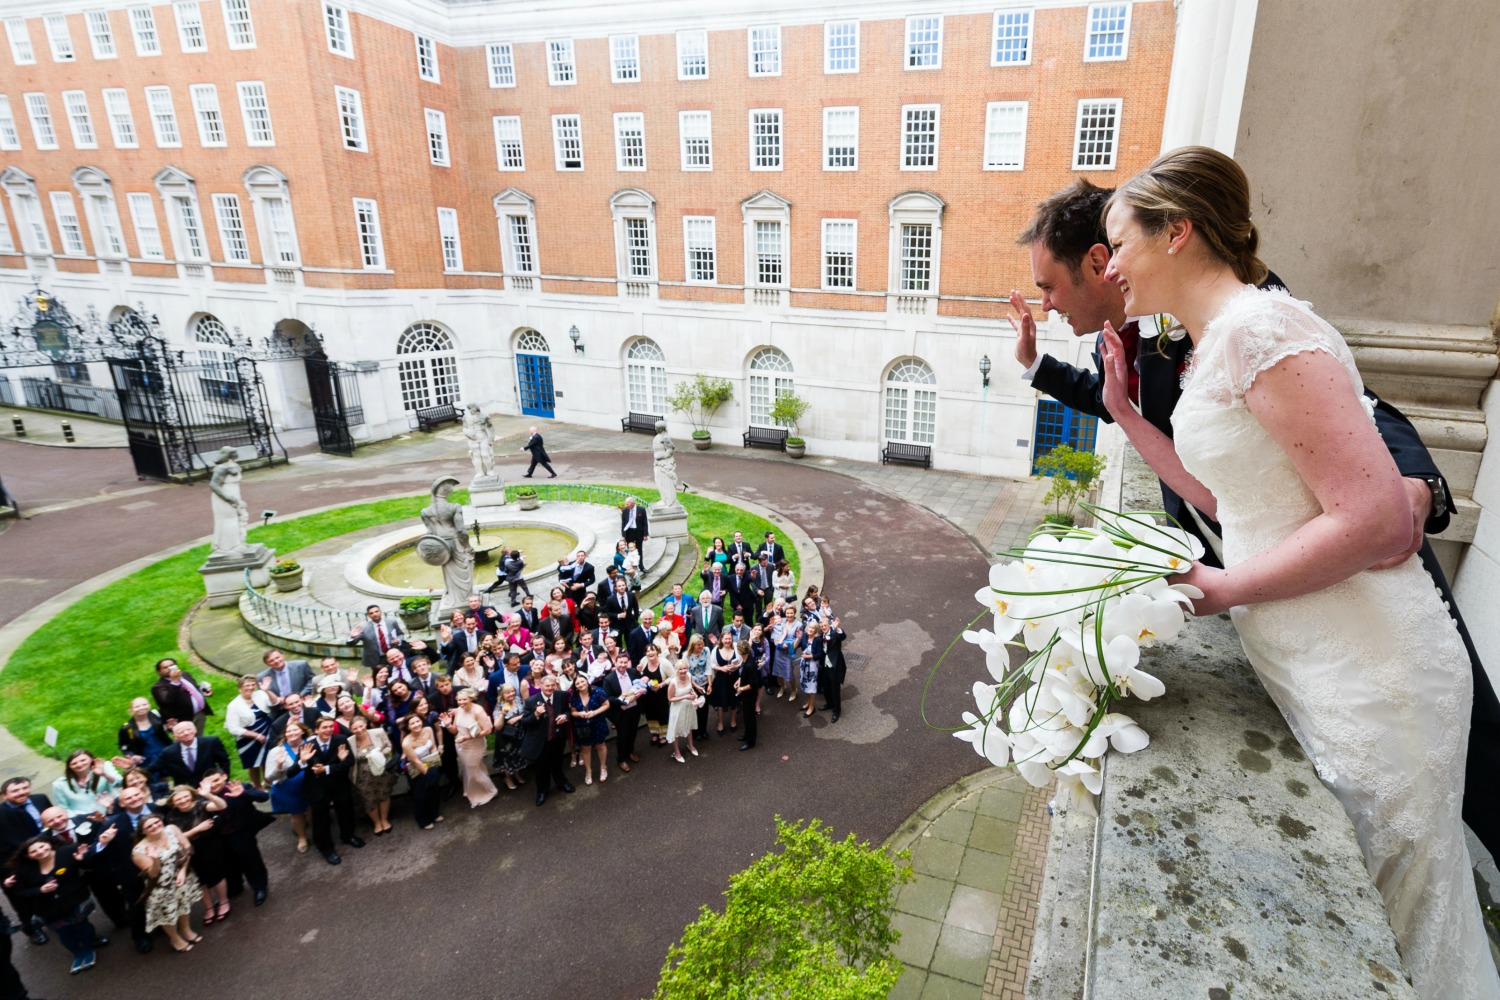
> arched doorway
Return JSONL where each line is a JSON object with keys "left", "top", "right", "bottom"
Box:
{"left": 514, "top": 328, "right": 554, "bottom": 418}
{"left": 747, "top": 347, "right": 794, "bottom": 427}
{"left": 883, "top": 358, "right": 937, "bottom": 447}
{"left": 396, "top": 322, "right": 460, "bottom": 412}
{"left": 624, "top": 337, "right": 667, "bottom": 417}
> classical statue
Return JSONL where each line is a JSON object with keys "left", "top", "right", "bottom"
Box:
{"left": 417, "top": 475, "right": 475, "bottom": 611}
{"left": 208, "top": 446, "right": 251, "bottom": 556}
{"left": 462, "top": 403, "right": 496, "bottom": 481}
{"left": 652, "top": 420, "right": 682, "bottom": 510}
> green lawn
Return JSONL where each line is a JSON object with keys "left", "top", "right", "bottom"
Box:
{"left": 0, "top": 485, "right": 797, "bottom": 762}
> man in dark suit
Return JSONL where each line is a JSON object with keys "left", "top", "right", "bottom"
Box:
{"left": 700, "top": 561, "right": 727, "bottom": 607}
{"left": 514, "top": 594, "right": 541, "bottom": 632}
{"left": 99, "top": 787, "right": 157, "bottom": 950}
{"left": 603, "top": 577, "right": 640, "bottom": 636}
{"left": 727, "top": 531, "right": 754, "bottom": 569}
{"left": 150, "top": 659, "right": 212, "bottom": 730}
{"left": 734, "top": 649, "right": 762, "bottom": 751}
{"left": 755, "top": 531, "right": 786, "bottom": 569}
{"left": 441, "top": 616, "right": 486, "bottom": 671}
{"left": 725, "top": 563, "right": 754, "bottom": 623}
{"left": 269, "top": 692, "right": 319, "bottom": 740}
{"left": 409, "top": 657, "right": 441, "bottom": 702}
{"left": 620, "top": 496, "right": 649, "bottom": 549}
{"left": 521, "top": 425, "right": 557, "bottom": 478}
{"left": 820, "top": 617, "right": 849, "bottom": 723}
{"left": 601, "top": 654, "right": 644, "bottom": 772}
{"left": 258, "top": 649, "right": 315, "bottom": 699}
{"left": 0, "top": 778, "right": 52, "bottom": 945}
{"left": 204, "top": 771, "right": 273, "bottom": 905}
{"left": 750, "top": 554, "right": 774, "bottom": 622}
{"left": 465, "top": 593, "right": 502, "bottom": 633}
{"left": 558, "top": 549, "right": 595, "bottom": 603}
{"left": 348, "top": 605, "right": 407, "bottom": 668}
{"left": 303, "top": 717, "right": 362, "bottom": 864}
{"left": 625, "top": 610, "right": 656, "bottom": 664}
{"left": 155, "top": 722, "right": 231, "bottom": 787}
{"left": 1011, "top": 178, "right": 1500, "bottom": 859}
{"left": 520, "top": 675, "right": 574, "bottom": 806}
{"left": 688, "top": 593, "right": 723, "bottom": 644}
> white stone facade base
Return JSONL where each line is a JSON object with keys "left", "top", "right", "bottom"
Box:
{"left": 200, "top": 544, "right": 276, "bottom": 608}
{"left": 648, "top": 504, "right": 689, "bottom": 541}
{"left": 469, "top": 477, "right": 506, "bottom": 507}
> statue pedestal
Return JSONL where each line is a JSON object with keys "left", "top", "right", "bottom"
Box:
{"left": 199, "top": 544, "right": 276, "bottom": 608}
{"left": 469, "top": 476, "right": 506, "bottom": 508}
{"left": 648, "top": 503, "right": 690, "bottom": 541}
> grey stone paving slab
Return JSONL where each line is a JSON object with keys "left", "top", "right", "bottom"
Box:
{"left": 927, "top": 807, "right": 977, "bottom": 844}
{"left": 911, "top": 836, "right": 967, "bottom": 879}
{"left": 956, "top": 846, "right": 1012, "bottom": 891}
{"left": 931, "top": 923, "right": 994, "bottom": 985}
{"left": 944, "top": 885, "right": 1004, "bottom": 935}
{"left": 919, "top": 971, "right": 984, "bottom": 1000}
{"left": 898, "top": 872, "right": 957, "bottom": 918}
{"left": 892, "top": 911, "right": 944, "bottom": 967}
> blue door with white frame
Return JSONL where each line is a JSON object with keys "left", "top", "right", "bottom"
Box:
{"left": 516, "top": 352, "right": 554, "bottom": 418}
{"left": 1031, "top": 399, "right": 1098, "bottom": 474}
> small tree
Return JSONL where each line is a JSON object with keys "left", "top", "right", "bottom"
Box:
{"left": 1034, "top": 444, "right": 1107, "bottom": 526}
{"left": 653, "top": 817, "right": 912, "bottom": 1000}
{"left": 769, "top": 391, "right": 811, "bottom": 446}
{"left": 667, "top": 374, "right": 735, "bottom": 437}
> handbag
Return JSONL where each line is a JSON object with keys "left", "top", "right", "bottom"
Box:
{"left": 692, "top": 695, "right": 706, "bottom": 709}
{"left": 366, "top": 747, "right": 387, "bottom": 777}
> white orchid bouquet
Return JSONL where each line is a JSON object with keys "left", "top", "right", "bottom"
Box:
{"left": 957, "top": 506, "right": 1204, "bottom": 808}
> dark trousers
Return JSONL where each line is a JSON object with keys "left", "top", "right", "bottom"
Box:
{"left": 507, "top": 579, "right": 531, "bottom": 604}
{"left": 819, "top": 666, "right": 843, "bottom": 715}
{"left": 409, "top": 769, "right": 441, "bottom": 827}
{"left": 525, "top": 455, "right": 555, "bottom": 476}
{"left": 614, "top": 708, "right": 640, "bottom": 763}
{"left": 223, "top": 832, "right": 269, "bottom": 894}
{"left": 52, "top": 914, "right": 96, "bottom": 960}
{"left": 534, "top": 736, "right": 569, "bottom": 795}
{"left": 309, "top": 784, "right": 356, "bottom": 853}
{"left": 739, "top": 693, "right": 758, "bottom": 746}
{"left": 83, "top": 872, "right": 129, "bottom": 929}
{"left": 0, "top": 919, "right": 29, "bottom": 1000}
{"left": 694, "top": 702, "right": 710, "bottom": 740}
{"left": 0, "top": 889, "right": 34, "bottom": 935}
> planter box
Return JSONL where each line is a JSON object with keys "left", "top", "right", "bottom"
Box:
{"left": 269, "top": 569, "right": 304, "bottom": 592}
{"left": 517, "top": 494, "right": 540, "bottom": 510}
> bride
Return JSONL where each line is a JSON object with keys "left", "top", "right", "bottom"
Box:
{"left": 1096, "top": 145, "right": 1498, "bottom": 1000}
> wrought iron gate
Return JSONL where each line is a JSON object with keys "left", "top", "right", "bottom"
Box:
{"left": 108, "top": 334, "right": 280, "bottom": 481}
{"left": 303, "top": 353, "right": 363, "bottom": 456}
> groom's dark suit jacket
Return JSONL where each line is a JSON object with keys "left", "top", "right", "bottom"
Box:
{"left": 1028, "top": 273, "right": 1500, "bottom": 858}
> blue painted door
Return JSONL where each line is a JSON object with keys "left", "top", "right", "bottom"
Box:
{"left": 1031, "top": 399, "right": 1099, "bottom": 474}
{"left": 516, "top": 352, "right": 554, "bottom": 418}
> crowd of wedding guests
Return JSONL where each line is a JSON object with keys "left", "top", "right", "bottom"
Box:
{"left": 0, "top": 524, "right": 847, "bottom": 984}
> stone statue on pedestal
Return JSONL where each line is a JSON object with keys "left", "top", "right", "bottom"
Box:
{"left": 417, "top": 475, "right": 475, "bottom": 612}
{"left": 462, "top": 403, "right": 496, "bottom": 482}
{"left": 208, "top": 446, "right": 251, "bottom": 557}
{"left": 652, "top": 420, "right": 683, "bottom": 512}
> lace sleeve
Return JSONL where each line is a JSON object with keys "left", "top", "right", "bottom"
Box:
{"left": 1214, "top": 291, "right": 1359, "bottom": 400}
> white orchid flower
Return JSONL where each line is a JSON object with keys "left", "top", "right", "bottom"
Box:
{"left": 1056, "top": 757, "right": 1103, "bottom": 795}
{"left": 962, "top": 629, "right": 1013, "bottom": 684}
{"left": 1096, "top": 713, "right": 1150, "bottom": 753}
{"left": 1100, "top": 592, "right": 1186, "bottom": 648}
{"left": 1107, "top": 653, "right": 1166, "bottom": 702}
{"left": 954, "top": 710, "right": 1012, "bottom": 766}
{"left": 1064, "top": 630, "right": 1141, "bottom": 690}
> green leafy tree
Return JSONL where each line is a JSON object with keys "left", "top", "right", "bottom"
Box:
{"left": 1034, "top": 443, "right": 1107, "bottom": 525}
{"left": 768, "top": 391, "right": 811, "bottom": 445}
{"left": 667, "top": 374, "right": 735, "bottom": 435}
{"left": 653, "top": 817, "right": 913, "bottom": 1000}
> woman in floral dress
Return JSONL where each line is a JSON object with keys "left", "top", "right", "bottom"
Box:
{"left": 131, "top": 815, "right": 202, "bottom": 952}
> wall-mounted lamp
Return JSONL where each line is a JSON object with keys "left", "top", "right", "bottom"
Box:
{"left": 979, "top": 354, "right": 992, "bottom": 388}
{"left": 569, "top": 325, "right": 584, "bottom": 355}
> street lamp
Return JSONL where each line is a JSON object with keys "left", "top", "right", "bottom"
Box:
{"left": 569, "top": 325, "right": 584, "bottom": 355}
{"left": 979, "top": 354, "right": 992, "bottom": 388}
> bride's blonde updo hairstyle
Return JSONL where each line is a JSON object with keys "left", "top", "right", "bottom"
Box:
{"left": 1106, "top": 145, "right": 1267, "bottom": 286}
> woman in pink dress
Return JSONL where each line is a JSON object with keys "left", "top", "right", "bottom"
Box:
{"left": 443, "top": 688, "right": 497, "bottom": 808}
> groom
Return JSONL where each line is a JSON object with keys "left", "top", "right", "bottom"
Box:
{"left": 1006, "top": 179, "right": 1500, "bottom": 860}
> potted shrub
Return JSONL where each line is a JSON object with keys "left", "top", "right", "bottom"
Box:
{"left": 667, "top": 374, "right": 734, "bottom": 450}
{"left": 516, "top": 485, "right": 540, "bottom": 510}
{"left": 1033, "top": 444, "right": 1108, "bottom": 528}
{"left": 398, "top": 594, "right": 434, "bottom": 632}
{"left": 769, "top": 391, "right": 811, "bottom": 459}
{"left": 268, "top": 558, "right": 304, "bottom": 592}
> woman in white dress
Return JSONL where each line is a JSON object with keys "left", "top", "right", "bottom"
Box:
{"left": 1097, "top": 145, "right": 1498, "bottom": 1000}
{"left": 664, "top": 661, "right": 701, "bottom": 763}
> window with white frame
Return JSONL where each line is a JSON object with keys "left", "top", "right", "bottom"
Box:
{"left": 50, "top": 192, "right": 87, "bottom": 255}
{"left": 323, "top": 3, "right": 352, "bottom": 56}
{"left": 822, "top": 219, "right": 855, "bottom": 289}
{"left": 87, "top": 12, "right": 116, "bottom": 59}
{"left": 624, "top": 217, "right": 652, "bottom": 278}
{"left": 609, "top": 188, "right": 656, "bottom": 287}
{"left": 397, "top": 323, "right": 460, "bottom": 412}
{"left": 335, "top": 87, "right": 365, "bottom": 151}
{"left": 189, "top": 85, "right": 225, "bottom": 147}
{"left": 754, "top": 220, "right": 783, "bottom": 286}
{"left": 487, "top": 42, "right": 515, "bottom": 86}
{"left": 1072, "top": 98, "right": 1120, "bottom": 169}
{"left": 824, "top": 20, "right": 858, "bottom": 73}
{"left": 127, "top": 192, "right": 163, "bottom": 258}
{"left": 749, "top": 110, "right": 782, "bottom": 171}
{"left": 0, "top": 97, "right": 20, "bottom": 150}
{"left": 167, "top": 193, "right": 208, "bottom": 260}
{"left": 145, "top": 88, "right": 180, "bottom": 147}
{"left": 102, "top": 89, "right": 137, "bottom": 148}
{"left": 983, "top": 101, "right": 1027, "bottom": 170}
{"left": 425, "top": 109, "right": 449, "bottom": 166}
{"left": 679, "top": 111, "right": 711, "bottom": 170}
{"left": 0, "top": 202, "right": 13, "bottom": 252}
{"left": 992, "top": 10, "right": 1032, "bottom": 65}
{"left": 1085, "top": 3, "right": 1130, "bottom": 61}
{"left": 902, "top": 105, "right": 938, "bottom": 169}
{"left": 676, "top": 29, "right": 707, "bottom": 79}
{"left": 24, "top": 94, "right": 58, "bottom": 150}
{"left": 507, "top": 214, "right": 534, "bottom": 272}
{"left": 748, "top": 348, "right": 793, "bottom": 427}
{"left": 887, "top": 189, "right": 944, "bottom": 299}
{"left": 75, "top": 173, "right": 127, "bottom": 259}
{"left": 547, "top": 39, "right": 575, "bottom": 85}
{"left": 884, "top": 358, "right": 937, "bottom": 444}
{"left": 6, "top": 19, "right": 35, "bottom": 65}
{"left": 222, "top": 0, "right": 255, "bottom": 48}
{"left": 614, "top": 113, "right": 645, "bottom": 171}
{"left": 244, "top": 166, "right": 298, "bottom": 265}
{"left": 44, "top": 14, "right": 76, "bottom": 61}
{"left": 552, "top": 114, "right": 582, "bottom": 170}
{"left": 352, "top": 198, "right": 383, "bottom": 268}
{"left": 193, "top": 315, "right": 236, "bottom": 383}
{"left": 625, "top": 339, "right": 668, "bottom": 415}
{"left": 211, "top": 193, "right": 250, "bottom": 261}
{"left": 683, "top": 216, "right": 715, "bottom": 283}
{"left": 237, "top": 81, "right": 273, "bottom": 145}
{"left": 900, "top": 224, "right": 933, "bottom": 291}
{"left": 905, "top": 15, "right": 942, "bottom": 69}
{"left": 62, "top": 91, "right": 96, "bottom": 149}
{"left": 129, "top": 7, "right": 161, "bottom": 56}
{"left": 493, "top": 116, "right": 524, "bottom": 170}
{"left": 436, "top": 207, "right": 462, "bottom": 270}
{"left": 11, "top": 189, "right": 50, "bottom": 254}
{"left": 415, "top": 34, "right": 439, "bottom": 81}
{"left": 823, "top": 106, "right": 857, "bottom": 170}
{"left": 261, "top": 196, "right": 296, "bottom": 263}
{"left": 174, "top": 2, "right": 206, "bottom": 52}
{"left": 611, "top": 35, "right": 640, "bottom": 83}
{"left": 748, "top": 25, "right": 780, "bottom": 76}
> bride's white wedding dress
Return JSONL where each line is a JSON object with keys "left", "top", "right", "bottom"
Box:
{"left": 1172, "top": 287, "right": 1499, "bottom": 1000}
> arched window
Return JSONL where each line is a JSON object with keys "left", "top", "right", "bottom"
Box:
{"left": 748, "top": 347, "right": 794, "bottom": 427}
{"left": 625, "top": 338, "right": 667, "bottom": 416}
{"left": 516, "top": 329, "right": 549, "bottom": 354}
{"left": 884, "top": 358, "right": 937, "bottom": 444}
{"left": 396, "top": 322, "right": 459, "bottom": 412}
{"left": 194, "top": 314, "right": 235, "bottom": 383}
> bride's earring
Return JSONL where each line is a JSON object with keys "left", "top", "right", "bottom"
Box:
{"left": 1167, "top": 246, "right": 1177, "bottom": 255}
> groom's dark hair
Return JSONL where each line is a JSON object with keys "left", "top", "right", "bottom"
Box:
{"left": 1016, "top": 180, "right": 1114, "bottom": 279}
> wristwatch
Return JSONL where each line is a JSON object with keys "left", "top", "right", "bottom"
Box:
{"left": 1417, "top": 475, "right": 1449, "bottom": 521}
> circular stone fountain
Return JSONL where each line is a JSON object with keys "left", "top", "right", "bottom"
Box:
{"left": 369, "top": 524, "right": 576, "bottom": 591}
